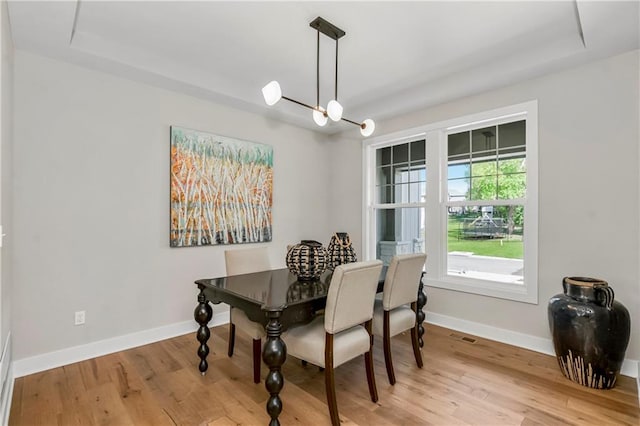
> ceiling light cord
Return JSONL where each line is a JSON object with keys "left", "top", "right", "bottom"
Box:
{"left": 317, "top": 30, "right": 321, "bottom": 109}
{"left": 334, "top": 38, "right": 338, "bottom": 101}
{"left": 312, "top": 29, "right": 328, "bottom": 126}
{"left": 261, "top": 16, "right": 375, "bottom": 137}
{"left": 326, "top": 36, "right": 342, "bottom": 122}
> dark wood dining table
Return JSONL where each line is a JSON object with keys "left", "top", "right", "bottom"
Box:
{"left": 194, "top": 267, "right": 426, "bottom": 426}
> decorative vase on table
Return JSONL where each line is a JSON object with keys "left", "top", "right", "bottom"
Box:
{"left": 548, "top": 277, "right": 630, "bottom": 389}
{"left": 326, "top": 232, "right": 357, "bottom": 270}
{"left": 286, "top": 240, "right": 328, "bottom": 282}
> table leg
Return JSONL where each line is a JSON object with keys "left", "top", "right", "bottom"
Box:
{"left": 194, "top": 285, "right": 213, "bottom": 375}
{"left": 416, "top": 272, "right": 427, "bottom": 348}
{"left": 262, "top": 311, "right": 286, "bottom": 426}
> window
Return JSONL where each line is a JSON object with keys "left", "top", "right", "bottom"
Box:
{"left": 371, "top": 140, "right": 426, "bottom": 266}
{"left": 446, "top": 120, "right": 526, "bottom": 284}
{"left": 364, "top": 101, "right": 538, "bottom": 303}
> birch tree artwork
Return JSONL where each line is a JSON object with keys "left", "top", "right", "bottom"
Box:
{"left": 170, "top": 126, "right": 273, "bottom": 247}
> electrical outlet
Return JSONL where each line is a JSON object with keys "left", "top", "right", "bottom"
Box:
{"left": 74, "top": 310, "right": 85, "bottom": 326}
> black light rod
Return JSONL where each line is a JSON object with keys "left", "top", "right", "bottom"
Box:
{"left": 341, "top": 117, "right": 362, "bottom": 127}
{"left": 316, "top": 30, "right": 320, "bottom": 107}
{"left": 335, "top": 39, "right": 339, "bottom": 100}
{"left": 282, "top": 96, "right": 316, "bottom": 111}
{"left": 284, "top": 95, "right": 362, "bottom": 126}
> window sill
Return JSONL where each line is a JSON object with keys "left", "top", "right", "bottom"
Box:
{"left": 425, "top": 275, "right": 538, "bottom": 304}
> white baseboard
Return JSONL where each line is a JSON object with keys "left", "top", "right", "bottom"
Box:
{"left": 425, "top": 311, "right": 639, "bottom": 379}
{"left": 637, "top": 361, "right": 640, "bottom": 405}
{"left": 0, "top": 333, "right": 10, "bottom": 390}
{"left": 0, "top": 367, "right": 12, "bottom": 426}
{"left": 12, "top": 311, "right": 229, "bottom": 378}
{"left": 8, "top": 309, "right": 638, "bottom": 381}
{"left": 0, "top": 333, "right": 12, "bottom": 426}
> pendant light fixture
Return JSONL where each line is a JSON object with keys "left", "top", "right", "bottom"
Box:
{"left": 261, "top": 17, "right": 375, "bottom": 137}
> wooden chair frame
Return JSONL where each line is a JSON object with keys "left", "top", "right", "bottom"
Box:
{"left": 382, "top": 302, "right": 424, "bottom": 385}
{"left": 227, "top": 323, "right": 261, "bottom": 384}
{"left": 324, "top": 320, "right": 378, "bottom": 426}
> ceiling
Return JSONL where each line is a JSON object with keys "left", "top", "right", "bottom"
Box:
{"left": 7, "top": 1, "right": 640, "bottom": 135}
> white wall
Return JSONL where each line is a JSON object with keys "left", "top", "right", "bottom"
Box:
{"left": 331, "top": 50, "right": 640, "bottom": 361}
{"left": 12, "top": 51, "right": 333, "bottom": 360}
{"left": 1, "top": 0, "right": 13, "bottom": 361}
{"left": 326, "top": 133, "right": 364, "bottom": 255}
{"left": 10, "top": 46, "right": 640, "bottom": 369}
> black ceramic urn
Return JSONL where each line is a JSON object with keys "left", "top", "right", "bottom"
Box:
{"left": 548, "top": 277, "right": 631, "bottom": 389}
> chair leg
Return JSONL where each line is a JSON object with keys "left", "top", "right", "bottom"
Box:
{"left": 364, "top": 320, "right": 378, "bottom": 402}
{"left": 324, "top": 333, "right": 340, "bottom": 426}
{"left": 252, "top": 338, "right": 261, "bottom": 384}
{"left": 383, "top": 310, "right": 396, "bottom": 385}
{"left": 411, "top": 302, "right": 423, "bottom": 368}
{"left": 228, "top": 323, "right": 236, "bottom": 357}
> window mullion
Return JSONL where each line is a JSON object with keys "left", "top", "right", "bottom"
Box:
{"left": 445, "top": 198, "right": 525, "bottom": 208}
{"left": 371, "top": 202, "right": 426, "bottom": 209}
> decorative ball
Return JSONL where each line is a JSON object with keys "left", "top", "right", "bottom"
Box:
{"left": 286, "top": 240, "right": 328, "bottom": 281}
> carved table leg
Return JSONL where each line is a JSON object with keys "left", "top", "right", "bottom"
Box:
{"left": 416, "top": 272, "right": 427, "bottom": 348}
{"left": 194, "top": 285, "right": 213, "bottom": 375}
{"left": 262, "top": 311, "right": 286, "bottom": 426}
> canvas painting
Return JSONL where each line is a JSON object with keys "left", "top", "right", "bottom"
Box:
{"left": 170, "top": 126, "right": 273, "bottom": 247}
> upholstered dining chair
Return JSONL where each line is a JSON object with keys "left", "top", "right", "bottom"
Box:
{"left": 372, "top": 253, "right": 427, "bottom": 385}
{"left": 224, "top": 247, "right": 270, "bottom": 383}
{"left": 282, "top": 260, "right": 383, "bottom": 426}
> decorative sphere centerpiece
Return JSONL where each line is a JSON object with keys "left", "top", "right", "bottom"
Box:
{"left": 286, "top": 240, "right": 328, "bottom": 281}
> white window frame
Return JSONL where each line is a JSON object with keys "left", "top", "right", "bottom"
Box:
{"left": 363, "top": 100, "right": 538, "bottom": 304}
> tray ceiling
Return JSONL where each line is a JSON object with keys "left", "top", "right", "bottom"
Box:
{"left": 7, "top": 1, "right": 640, "bottom": 134}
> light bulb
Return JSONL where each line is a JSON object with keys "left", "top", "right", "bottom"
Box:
{"left": 360, "top": 119, "right": 375, "bottom": 137}
{"left": 313, "top": 108, "right": 328, "bottom": 126}
{"left": 261, "top": 81, "right": 282, "bottom": 106}
{"left": 326, "top": 100, "right": 343, "bottom": 121}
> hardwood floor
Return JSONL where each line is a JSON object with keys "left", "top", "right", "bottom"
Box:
{"left": 9, "top": 323, "right": 640, "bottom": 425}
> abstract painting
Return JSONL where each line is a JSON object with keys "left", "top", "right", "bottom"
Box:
{"left": 170, "top": 126, "right": 273, "bottom": 247}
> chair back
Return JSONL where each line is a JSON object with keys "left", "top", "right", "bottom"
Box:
{"left": 382, "top": 253, "right": 427, "bottom": 311}
{"left": 324, "top": 260, "right": 383, "bottom": 334}
{"left": 225, "top": 247, "right": 271, "bottom": 276}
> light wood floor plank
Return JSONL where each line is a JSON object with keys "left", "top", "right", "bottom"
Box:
{"left": 9, "top": 323, "right": 639, "bottom": 425}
